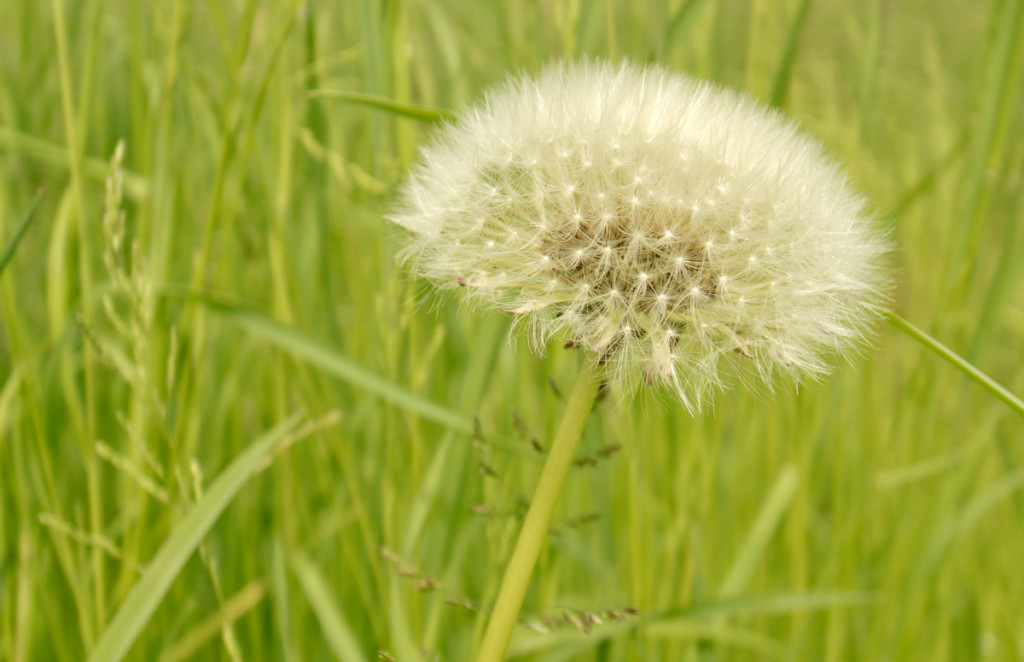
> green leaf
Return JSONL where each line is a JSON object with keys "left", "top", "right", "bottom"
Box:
{"left": 208, "top": 302, "right": 474, "bottom": 433}
{"left": 0, "top": 192, "right": 42, "bottom": 278}
{"left": 290, "top": 552, "right": 370, "bottom": 662}
{"left": 769, "top": 0, "right": 813, "bottom": 109}
{"left": 0, "top": 126, "right": 148, "bottom": 199}
{"left": 662, "top": 0, "right": 713, "bottom": 50}
{"left": 86, "top": 414, "right": 302, "bottom": 662}
{"left": 886, "top": 132, "right": 969, "bottom": 221}
{"left": 400, "top": 314, "right": 504, "bottom": 555}
{"left": 671, "top": 591, "right": 879, "bottom": 620}
{"left": 308, "top": 90, "right": 454, "bottom": 123}
{"left": 156, "top": 581, "right": 267, "bottom": 662}
{"left": 719, "top": 465, "right": 800, "bottom": 597}
{"left": 916, "top": 466, "right": 1024, "bottom": 582}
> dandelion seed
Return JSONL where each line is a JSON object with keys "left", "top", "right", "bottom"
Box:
{"left": 390, "top": 59, "right": 888, "bottom": 411}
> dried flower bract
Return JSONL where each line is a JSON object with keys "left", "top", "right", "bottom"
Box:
{"left": 390, "top": 61, "right": 888, "bottom": 410}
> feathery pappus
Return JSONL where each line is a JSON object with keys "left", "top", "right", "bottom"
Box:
{"left": 390, "top": 60, "right": 889, "bottom": 411}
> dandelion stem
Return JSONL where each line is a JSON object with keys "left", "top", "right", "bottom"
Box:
{"left": 476, "top": 356, "right": 603, "bottom": 662}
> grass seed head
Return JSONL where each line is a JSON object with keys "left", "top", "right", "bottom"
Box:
{"left": 390, "top": 60, "right": 890, "bottom": 411}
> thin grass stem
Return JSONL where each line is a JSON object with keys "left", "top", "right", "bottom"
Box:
{"left": 886, "top": 312, "right": 1024, "bottom": 420}
{"left": 0, "top": 192, "right": 41, "bottom": 278}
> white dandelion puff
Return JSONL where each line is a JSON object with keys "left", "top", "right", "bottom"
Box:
{"left": 389, "top": 60, "right": 890, "bottom": 412}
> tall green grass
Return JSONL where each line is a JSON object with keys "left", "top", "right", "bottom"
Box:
{"left": 1, "top": 1, "right": 1022, "bottom": 660}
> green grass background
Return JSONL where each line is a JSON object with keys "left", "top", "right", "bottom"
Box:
{"left": 2, "top": 0, "right": 1023, "bottom": 660}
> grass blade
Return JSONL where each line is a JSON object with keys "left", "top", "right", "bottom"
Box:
{"left": 0, "top": 192, "right": 41, "bottom": 278}
{"left": 886, "top": 131, "right": 969, "bottom": 221}
{"left": 673, "top": 591, "right": 879, "bottom": 619}
{"left": 209, "top": 303, "right": 473, "bottom": 433}
{"left": 290, "top": 552, "right": 370, "bottom": 662}
{"left": 509, "top": 591, "right": 872, "bottom": 658}
{"left": 662, "top": 0, "right": 713, "bottom": 53}
{"left": 400, "top": 314, "right": 504, "bottom": 555}
{"left": 916, "top": 466, "right": 1024, "bottom": 581}
{"left": 157, "top": 581, "right": 267, "bottom": 662}
{"left": 769, "top": 0, "right": 813, "bottom": 109}
{"left": 886, "top": 312, "right": 1024, "bottom": 420}
{"left": 719, "top": 465, "right": 800, "bottom": 597}
{"left": 86, "top": 414, "right": 303, "bottom": 662}
{"left": 856, "top": 0, "right": 882, "bottom": 137}
{"left": 307, "top": 90, "right": 454, "bottom": 122}
{"left": 513, "top": 621, "right": 777, "bottom": 660}
{"left": 0, "top": 126, "right": 148, "bottom": 198}
{"left": 947, "top": 0, "right": 1024, "bottom": 300}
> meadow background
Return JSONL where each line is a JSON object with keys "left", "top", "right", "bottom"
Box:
{"left": 2, "top": 0, "right": 1023, "bottom": 660}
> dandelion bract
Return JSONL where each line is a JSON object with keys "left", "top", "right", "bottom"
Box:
{"left": 390, "top": 60, "right": 889, "bottom": 410}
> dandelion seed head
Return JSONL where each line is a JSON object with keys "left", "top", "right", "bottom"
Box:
{"left": 390, "top": 60, "right": 889, "bottom": 411}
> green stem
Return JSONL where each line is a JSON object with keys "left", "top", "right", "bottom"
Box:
{"left": 886, "top": 312, "right": 1024, "bottom": 420}
{"left": 476, "top": 356, "right": 604, "bottom": 662}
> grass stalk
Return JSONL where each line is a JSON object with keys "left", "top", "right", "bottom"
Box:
{"left": 0, "top": 193, "right": 41, "bottom": 278}
{"left": 886, "top": 312, "right": 1024, "bottom": 420}
{"left": 86, "top": 414, "right": 302, "bottom": 662}
{"left": 769, "top": 0, "right": 813, "bottom": 109}
{"left": 50, "top": 0, "right": 105, "bottom": 637}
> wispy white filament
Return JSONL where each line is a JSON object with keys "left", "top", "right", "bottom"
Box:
{"left": 390, "top": 61, "right": 889, "bottom": 411}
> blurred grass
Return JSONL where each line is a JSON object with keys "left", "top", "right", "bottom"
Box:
{"left": 1, "top": 1, "right": 1023, "bottom": 661}
{"left": 0, "top": 193, "right": 41, "bottom": 278}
